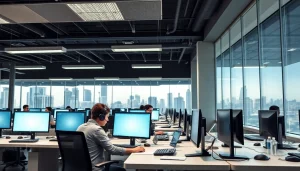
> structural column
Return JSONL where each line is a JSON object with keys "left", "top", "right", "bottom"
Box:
{"left": 8, "top": 63, "right": 15, "bottom": 110}
{"left": 191, "top": 60, "right": 198, "bottom": 109}
{"left": 196, "top": 41, "right": 216, "bottom": 128}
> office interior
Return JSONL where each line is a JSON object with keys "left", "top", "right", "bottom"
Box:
{"left": 0, "top": 0, "right": 299, "bottom": 171}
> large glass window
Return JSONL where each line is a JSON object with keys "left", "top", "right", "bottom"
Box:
{"left": 65, "top": 81, "right": 77, "bottom": 108}
{"left": 14, "top": 81, "right": 22, "bottom": 109}
{"left": 222, "top": 50, "right": 231, "bottom": 109}
{"left": 95, "top": 81, "right": 113, "bottom": 107}
{"left": 170, "top": 80, "right": 190, "bottom": 113}
{"left": 150, "top": 81, "right": 170, "bottom": 112}
{"left": 0, "top": 81, "right": 9, "bottom": 109}
{"left": 51, "top": 81, "right": 65, "bottom": 109}
{"left": 131, "top": 81, "right": 151, "bottom": 108}
{"left": 216, "top": 56, "right": 222, "bottom": 109}
{"left": 36, "top": 81, "right": 51, "bottom": 109}
{"left": 77, "top": 81, "right": 95, "bottom": 109}
{"left": 231, "top": 40, "right": 243, "bottom": 110}
{"left": 243, "top": 29, "right": 260, "bottom": 127}
{"left": 21, "top": 81, "right": 36, "bottom": 109}
{"left": 283, "top": 0, "right": 300, "bottom": 134}
{"left": 112, "top": 81, "right": 131, "bottom": 108}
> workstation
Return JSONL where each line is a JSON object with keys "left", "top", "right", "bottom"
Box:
{"left": 0, "top": 0, "right": 299, "bottom": 171}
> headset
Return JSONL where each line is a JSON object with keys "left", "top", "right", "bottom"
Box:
{"left": 97, "top": 106, "right": 108, "bottom": 121}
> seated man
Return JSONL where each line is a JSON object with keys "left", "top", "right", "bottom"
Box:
{"left": 77, "top": 103, "right": 145, "bottom": 171}
{"left": 143, "top": 104, "right": 164, "bottom": 135}
{"left": 23, "top": 105, "right": 29, "bottom": 112}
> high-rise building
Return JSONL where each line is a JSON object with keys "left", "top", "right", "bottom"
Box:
{"left": 135, "top": 95, "right": 140, "bottom": 104}
{"left": 100, "top": 85, "right": 107, "bottom": 105}
{"left": 0, "top": 87, "right": 9, "bottom": 108}
{"left": 254, "top": 99, "right": 260, "bottom": 111}
{"left": 83, "top": 89, "right": 92, "bottom": 102}
{"left": 148, "top": 96, "right": 157, "bottom": 107}
{"left": 65, "top": 88, "right": 72, "bottom": 107}
{"left": 167, "top": 93, "right": 173, "bottom": 108}
{"left": 174, "top": 93, "right": 185, "bottom": 112}
{"left": 26, "top": 87, "right": 52, "bottom": 108}
{"left": 186, "top": 89, "right": 191, "bottom": 113}
{"left": 159, "top": 99, "right": 165, "bottom": 111}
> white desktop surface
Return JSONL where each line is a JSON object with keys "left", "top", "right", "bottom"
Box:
{"left": 124, "top": 146, "right": 230, "bottom": 170}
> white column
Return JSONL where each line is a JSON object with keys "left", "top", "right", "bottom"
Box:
{"left": 191, "top": 60, "right": 198, "bottom": 110}
{"left": 196, "top": 41, "right": 216, "bottom": 128}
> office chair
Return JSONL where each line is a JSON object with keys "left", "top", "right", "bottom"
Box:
{"left": 56, "top": 131, "right": 119, "bottom": 171}
{"left": 2, "top": 148, "right": 26, "bottom": 171}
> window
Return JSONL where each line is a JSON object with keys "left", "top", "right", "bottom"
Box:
{"left": 222, "top": 50, "right": 231, "bottom": 109}
{"left": 14, "top": 81, "right": 22, "bottom": 109}
{"left": 95, "top": 81, "right": 113, "bottom": 107}
{"left": 21, "top": 81, "right": 36, "bottom": 108}
{"left": 112, "top": 81, "right": 131, "bottom": 108}
{"left": 283, "top": 0, "right": 300, "bottom": 134}
{"left": 77, "top": 81, "right": 95, "bottom": 109}
{"left": 51, "top": 81, "right": 65, "bottom": 109}
{"left": 36, "top": 81, "right": 51, "bottom": 109}
{"left": 132, "top": 81, "right": 150, "bottom": 108}
{"left": 216, "top": 56, "right": 222, "bottom": 109}
{"left": 243, "top": 29, "right": 260, "bottom": 127}
{"left": 169, "top": 80, "right": 190, "bottom": 113}
{"left": 0, "top": 81, "right": 9, "bottom": 109}
{"left": 65, "top": 81, "right": 77, "bottom": 108}
{"left": 231, "top": 40, "right": 243, "bottom": 110}
{"left": 151, "top": 81, "right": 170, "bottom": 112}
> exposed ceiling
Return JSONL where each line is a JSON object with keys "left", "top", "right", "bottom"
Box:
{"left": 0, "top": 0, "right": 223, "bottom": 66}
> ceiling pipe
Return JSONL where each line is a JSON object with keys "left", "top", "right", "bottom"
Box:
{"left": 166, "top": 0, "right": 182, "bottom": 35}
{"left": 75, "top": 51, "right": 97, "bottom": 63}
{"left": 42, "top": 23, "right": 64, "bottom": 35}
{"left": 192, "top": 0, "right": 219, "bottom": 32}
{"left": 19, "top": 24, "right": 46, "bottom": 37}
{"left": 178, "top": 48, "right": 186, "bottom": 64}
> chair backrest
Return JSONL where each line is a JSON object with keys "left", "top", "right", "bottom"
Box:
{"left": 56, "top": 131, "right": 92, "bottom": 171}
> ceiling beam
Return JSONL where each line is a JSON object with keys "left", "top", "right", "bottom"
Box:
{"left": 75, "top": 51, "right": 97, "bottom": 63}
{"left": 63, "top": 54, "right": 79, "bottom": 62}
{"left": 178, "top": 48, "right": 186, "bottom": 64}
{"left": 123, "top": 53, "right": 130, "bottom": 60}
{"left": 89, "top": 51, "right": 106, "bottom": 62}
{"left": 141, "top": 52, "right": 146, "bottom": 62}
{"left": 19, "top": 24, "right": 46, "bottom": 37}
{"left": 105, "top": 51, "right": 115, "bottom": 60}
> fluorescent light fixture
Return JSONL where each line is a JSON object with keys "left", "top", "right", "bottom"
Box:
{"left": 233, "top": 66, "right": 266, "bottom": 69}
{"left": 94, "top": 77, "right": 119, "bottom": 80}
{"left": 111, "top": 45, "right": 162, "bottom": 52}
{"left": 62, "top": 65, "right": 105, "bottom": 70}
{"left": 139, "top": 77, "right": 162, "bottom": 80}
{"left": 68, "top": 3, "right": 124, "bottom": 21}
{"left": 0, "top": 17, "right": 9, "bottom": 24}
{"left": 15, "top": 65, "right": 46, "bottom": 70}
{"left": 5, "top": 46, "right": 66, "bottom": 54}
{"left": 132, "top": 64, "right": 162, "bottom": 69}
{"left": 49, "top": 78, "right": 73, "bottom": 81}
{"left": 288, "top": 48, "right": 296, "bottom": 52}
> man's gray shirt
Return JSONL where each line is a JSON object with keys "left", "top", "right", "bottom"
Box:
{"left": 77, "top": 119, "right": 126, "bottom": 170}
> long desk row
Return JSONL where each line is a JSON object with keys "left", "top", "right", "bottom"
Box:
{"left": 0, "top": 134, "right": 299, "bottom": 171}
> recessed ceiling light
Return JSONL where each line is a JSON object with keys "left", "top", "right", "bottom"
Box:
{"left": 68, "top": 3, "right": 124, "bottom": 21}
{"left": 15, "top": 65, "right": 46, "bottom": 70}
{"left": 5, "top": 46, "right": 66, "bottom": 54}
{"left": 62, "top": 65, "right": 105, "bottom": 69}
{"left": 132, "top": 64, "right": 162, "bottom": 69}
{"left": 94, "top": 77, "right": 119, "bottom": 80}
{"left": 139, "top": 77, "right": 162, "bottom": 80}
{"left": 111, "top": 45, "right": 162, "bottom": 52}
{"left": 49, "top": 77, "right": 73, "bottom": 81}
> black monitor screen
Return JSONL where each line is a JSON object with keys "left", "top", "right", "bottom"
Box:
{"left": 191, "top": 109, "right": 202, "bottom": 148}
{"left": 13, "top": 112, "right": 50, "bottom": 132}
{"left": 217, "top": 109, "right": 232, "bottom": 146}
{"left": 56, "top": 112, "right": 85, "bottom": 131}
{"left": 0, "top": 111, "right": 11, "bottom": 129}
{"left": 232, "top": 110, "right": 244, "bottom": 145}
{"left": 259, "top": 110, "right": 278, "bottom": 140}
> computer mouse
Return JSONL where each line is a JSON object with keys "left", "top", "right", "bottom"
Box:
{"left": 254, "top": 143, "right": 261, "bottom": 146}
{"left": 298, "top": 144, "right": 300, "bottom": 148}
{"left": 254, "top": 154, "right": 270, "bottom": 161}
{"left": 144, "top": 143, "right": 151, "bottom": 147}
{"left": 285, "top": 156, "right": 300, "bottom": 162}
{"left": 17, "top": 136, "right": 23, "bottom": 139}
{"left": 46, "top": 136, "right": 55, "bottom": 139}
{"left": 5, "top": 136, "right": 10, "bottom": 139}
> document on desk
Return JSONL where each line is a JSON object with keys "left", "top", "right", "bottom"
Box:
{"left": 160, "top": 156, "right": 186, "bottom": 161}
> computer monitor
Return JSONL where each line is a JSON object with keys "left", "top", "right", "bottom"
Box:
{"left": 120, "top": 108, "right": 127, "bottom": 112}
{"left": 86, "top": 109, "right": 90, "bottom": 117}
{"left": 54, "top": 109, "right": 69, "bottom": 119}
{"left": 56, "top": 112, "right": 85, "bottom": 131}
{"left": 173, "top": 109, "right": 177, "bottom": 125}
{"left": 185, "top": 109, "right": 210, "bottom": 157}
{"left": 258, "top": 110, "right": 295, "bottom": 149}
{"left": 217, "top": 109, "right": 248, "bottom": 159}
{"left": 113, "top": 112, "right": 151, "bottom": 146}
{"left": 111, "top": 109, "right": 120, "bottom": 115}
{"left": 151, "top": 110, "right": 159, "bottom": 121}
{"left": 29, "top": 108, "right": 41, "bottom": 112}
{"left": 129, "top": 109, "right": 145, "bottom": 113}
{"left": 14, "top": 108, "right": 21, "bottom": 112}
{"left": 13, "top": 112, "right": 50, "bottom": 140}
{"left": 0, "top": 111, "right": 11, "bottom": 137}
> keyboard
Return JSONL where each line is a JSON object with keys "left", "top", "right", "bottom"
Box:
{"left": 157, "top": 135, "right": 169, "bottom": 141}
{"left": 49, "top": 138, "right": 57, "bottom": 141}
{"left": 244, "top": 135, "right": 264, "bottom": 141}
{"left": 160, "top": 125, "right": 171, "bottom": 128}
{"left": 288, "top": 153, "right": 300, "bottom": 158}
{"left": 154, "top": 148, "right": 176, "bottom": 156}
{"left": 113, "top": 144, "right": 137, "bottom": 148}
{"left": 9, "top": 139, "right": 39, "bottom": 143}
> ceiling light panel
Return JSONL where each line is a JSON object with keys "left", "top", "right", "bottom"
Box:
{"left": 5, "top": 46, "right": 66, "bottom": 54}
{"left": 15, "top": 65, "right": 46, "bottom": 70}
{"left": 67, "top": 3, "right": 124, "bottom": 21}
{"left": 111, "top": 45, "right": 162, "bottom": 52}
{"left": 94, "top": 77, "right": 119, "bottom": 80}
{"left": 49, "top": 78, "right": 73, "bottom": 81}
{"left": 132, "top": 64, "right": 162, "bottom": 69}
{"left": 62, "top": 65, "right": 105, "bottom": 70}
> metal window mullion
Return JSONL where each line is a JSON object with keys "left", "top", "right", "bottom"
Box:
{"left": 229, "top": 29, "right": 232, "bottom": 109}
{"left": 50, "top": 81, "right": 52, "bottom": 107}
{"left": 241, "top": 14, "right": 246, "bottom": 125}
{"left": 256, "top": 0, "right": 263, "bottom": 111}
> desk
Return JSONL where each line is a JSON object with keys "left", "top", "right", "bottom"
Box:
{"left": 154, "top": 127, "right": 179, "bottom": 132}
{"left": 124, "top": 146, "right": 230, "bottom": 170}
{"left": 213, "top": 139, "right": 300, "bottom": 171}
{"left": 0, "top": 135, "right": 59, "bottom": 171}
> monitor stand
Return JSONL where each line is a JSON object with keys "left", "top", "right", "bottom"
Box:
{"left": 0, "top": 129, "right": 3, "bottom": 138}
{"left": 30, "top": 132, "right": 38, "bottom": 140}
{"left": 222, "top": 144, "right": 242, "bottom": 148}
{"left": 130, "top": 138, "right": 135, "bottom": 146}
{"left": 185, "top": 127, "right": 210, "bottom": 157}
{"left": 219, "top": 144, "right": 248, "bottom": 160}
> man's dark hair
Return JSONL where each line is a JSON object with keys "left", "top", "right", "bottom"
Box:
{"left": 144, "top": 104, "right": 153, "bottom": 110}
{"left": 66, "top": 106, "right": 71, "bottom": 109}
{"left": 269, "top": 105, "right": 280, "bottom": 111}
{"left": 46, "top": 107, "right": 52, "bottom": 112}
{"left": 91, "top": 103, "right": 110, "bottom": 120}
{"left": 23, "top": 105, "right": 29, "bottom": 109}
{"left": 139, "top": 105, "right": 145, "bottom": 110}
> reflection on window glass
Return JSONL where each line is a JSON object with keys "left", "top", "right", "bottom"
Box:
{"left": 36, "top": 81, "right": 51, "bottom": 109}
{"left": 283, "top": 0, "right": 300, "bottom": 134}
{"left": 231, "top": 40, "right": 243, "bottom": 110}
{"left": 151, "top": 81, "right": 170, "bottom": 113}
{"left": 95, "top": 81, "right": 112, "bottom": 107}
{"left": 112, "top": 81, "right": 131, "bottom": 108}
{"left": 51, "top": 81, "right": 65, "bottom": 109}
{"left": 260, "top": 12, "right": 283, "bottom": 112}
{"left": 216, "top": 56, "right": 222, "bottom": 109}
{"left": 222, "top": 50, "right": 231, "bottom": 109}
{"left": 65, "top": 81, "right": 77, "bottom": 108}
{"left": 243, "top": 29, "right": 260, "bottom": 127}
{"left": 132, "top": 81, "right": 150, "bottom": 108}
{"left": 0, "top": 81, "right": 9, "bottom": 109}
{"left": 77, "top": 81, "right": 95, "bottom": 109}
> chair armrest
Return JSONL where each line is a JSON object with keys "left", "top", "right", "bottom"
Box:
{"left": 95, "top": 160, "right": 119, "bottom": 168}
